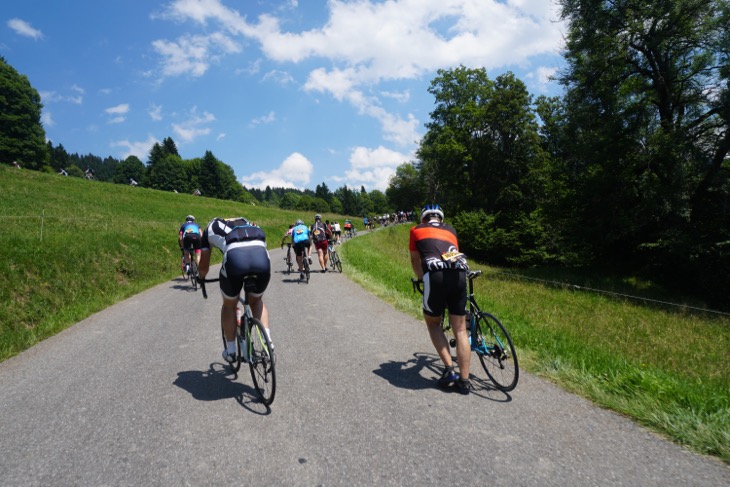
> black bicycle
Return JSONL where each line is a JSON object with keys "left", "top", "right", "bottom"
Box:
{"left": 181, "top": 245, "right": 199, "bottom": 291}
{"left": 412, "top": 270, "right": 519, "bottom": 392}
{"left": 283, "top": 243, "right": 294, "bottom": 274}
{"left": 200, "top": 276, "right": 276, "bottom": 405}
{"left": 327, "top": 239, "right": 343, "bottom": 273}
{"left": 294, "top": 245, "right": 311, "bottom": 283}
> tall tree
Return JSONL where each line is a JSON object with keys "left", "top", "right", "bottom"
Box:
{"left": 0, "top": 57, "right": 47, "bottom": 168}
{"left": 558, "top": 0, "right": 730, "bottom": 301}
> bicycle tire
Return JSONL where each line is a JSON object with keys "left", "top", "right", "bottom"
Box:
{"left": 333, "top": 252, "right": 342, "bottom": 273}
{"left": 303, "top": 256, "right": 310, "bottom": 283}
{"left": 476, "top": 312, "right": 518, "bottom": 392}
{"left": 248, "top": 318, "right": 276, "bottom": 405}
{"left": 190, "top": 260, "right": 199, "bottom": 290}
{"left": 221, "top": 317, "right": 242, "bottom": 373}
{"left": 181, "top": 258, "right": 188, "bottom": 281}
{"left": 285, "top": 251, "right": 293, "bottom": 274}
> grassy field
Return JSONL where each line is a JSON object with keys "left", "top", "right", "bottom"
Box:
{"left": 3, "top": 165, "right": 729, "bottom": 463}
{"left": 339, "top": 225, "right": 730, "bottom": 464}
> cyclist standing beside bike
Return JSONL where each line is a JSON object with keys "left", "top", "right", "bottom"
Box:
{"left": 291, "top": 219, "right": 311, "bottom": 281}
{"left": 198, "top": 217, "right": 272, "bottom": 363}
{"left": 409, "top": 204, "right": 472, "bottom": 394}
{"left": 178, "top": 215, "right": 202, "bottom": 274}
{"left": 310, "top": 214, "right": 332, "bottom": 272}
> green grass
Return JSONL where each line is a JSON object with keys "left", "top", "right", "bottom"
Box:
{"left": 339, "top": 225, "right": 730, "bottom": 464}
{"left": 3, "top": 166, "right": 729, "bottom": 463}
{"left": 0, "top": 166, "right": 350, "bottom": 361}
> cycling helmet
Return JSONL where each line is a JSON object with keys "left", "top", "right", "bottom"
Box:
{"left": 420, "top": 204, "right": 444, "bottom": 222}
{"left": 186, "top": 215, "right": 195, "bottom": 222}
{"left": 295, "top": 219, "right": 304, "bottom": 226}
{"left": 314, "top": 214, "right": 322, "bottom": 221}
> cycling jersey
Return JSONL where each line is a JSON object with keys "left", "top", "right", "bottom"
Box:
{"left": 179, "top": 222, "right": 201, "bottom": 237}
{"left": 409, "top": 221, "right": 469, "bottom": 274}
{"left": 292, "top": 224, "right": 310, "bottom": 244}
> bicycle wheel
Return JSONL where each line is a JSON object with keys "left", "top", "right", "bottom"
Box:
{"left": 181, "top": 258, "right": 188, "bottom": 281}
{"left": 190, "top": 260, "right": 198, "bottom": 290}
{"left": 333, "top": 251, "right": 342, "bottom": 273}
{"left": 221, "top": 319, "right": 241, "bottom": 373}
{"left": 247, "top": 318, "right": 276, "bottom": 405}
{"left": 476, "top": 312, "right": 519, "bottom": 392}
{"left": 286, "top": 251, "right": 293, "bottom": 274}
{"left": 303, "top": 256, "right": 310, "bottom": 283}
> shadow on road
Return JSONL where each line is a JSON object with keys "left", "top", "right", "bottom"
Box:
{"left": 374, "top": 352, "right": 513, "bottom": 402}
{"left": 173, "top": 363, "right": 271, "bottom": 415}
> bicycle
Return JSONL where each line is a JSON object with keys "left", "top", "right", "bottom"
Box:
{"left": 199, "top": 276, "right": 276, "bottom": 405}
{"left": 327, "top": 239, "right": 343, "bottom": 273}
{"left": 296, "top": 245, "right": 311, "bottom": 283}
{"left": 412, "top": 270, "right": 519, "bottom": 392}
{"left": 283, "top": 243, "right": 294, "bottom": 274}
{"left": 181, "top": 244, "right": 199, "bottom": 291}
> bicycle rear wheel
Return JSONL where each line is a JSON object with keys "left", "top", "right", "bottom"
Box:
{"left": 303, "top": 256, "right": 310, "bottom": 283}
{"left": 221, "top": 319, "right": 241, "bottom": 373}
{"left": 333, "top": 251, "right": 342, "bottom": 273}
{"left": 248, "top": 318, "right": 276, "bottom": 405}
{"left": 476, "top": 312, "right": 518, "bottom": 392}
{"left": 190, "top": 260, "right": 199, "bottom": 290}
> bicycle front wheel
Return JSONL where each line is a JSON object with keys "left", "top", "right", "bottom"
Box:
{"left": 476, "top": 312, "right": 518, "bottom": 392}
{"left": 248, "top": 319, "right": 276, "bottom": 405}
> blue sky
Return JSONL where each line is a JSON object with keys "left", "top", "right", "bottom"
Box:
{"left": 2, "top": 0, "right": 566, "bottom": 192}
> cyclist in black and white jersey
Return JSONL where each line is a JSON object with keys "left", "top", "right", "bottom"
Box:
{"left": 198, "top": 217, "right": 272, "bottom": 363}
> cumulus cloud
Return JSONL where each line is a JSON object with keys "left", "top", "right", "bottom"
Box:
{"left": 152, "top": 32, "right": 241, "bottom": 77}
{"left": 172, "top": 106, "right": 216, "bottom": 142}
{"left": 8, "top": 19, "right": 43, "bottom": 40}
{"left": 332, "top": 146, "right": 412, "bottom": 191}
{"left": 105, "top": 103, "right": 130, "bottom": 124}
{"left": 149, "top": 104, "right": 163, "bottom": 121}
{"left": 111, "top": 135, "right": 160, "bottom": 160}
{"left": 42, "top": 111, "right": 54, "bottom": 128}
{"left": 241, "top": 152, "right": 313, "bottom": 189}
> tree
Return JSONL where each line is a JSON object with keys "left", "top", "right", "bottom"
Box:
{"left": 0, "top": 57, "right": 48, "bottom": 169}
{"left": 557, "top": 0, "right": 730, "bottom": 302}
{"left": 162, "top": 137, "right": 179, "bottom": 157}
{"left": 147, "top": 154, "right": 187, "bottom": 191}
{"left": 113, "top": 155, "right": 145, "bottom": 185}
{"left": 368, "top": 189, "right": 390, "bottom": 214}
{"left": 315, "top": 182, "right": 332, "bottom": 202}
{"left": 386, "top": 163, "right": 423, "bottom": 211}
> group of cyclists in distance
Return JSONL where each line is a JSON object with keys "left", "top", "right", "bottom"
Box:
{"left": 178, "top": 203, "right": 474, "bottom": 395}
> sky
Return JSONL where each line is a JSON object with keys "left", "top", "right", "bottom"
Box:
{"left": 2, "top": 0, "right": 567, "bottom": 192}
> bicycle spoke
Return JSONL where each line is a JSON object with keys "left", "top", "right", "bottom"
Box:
{"left": 476, "top": 312, "right": 518, "bottom": 392}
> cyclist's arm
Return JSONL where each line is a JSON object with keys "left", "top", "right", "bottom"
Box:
{"left": 198, "top": 248, "right": 212, "bottom": 279}
{"left": 410, "top": 251, "right": 423, "bottom": 280}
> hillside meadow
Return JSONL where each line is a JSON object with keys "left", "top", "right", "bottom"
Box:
{"left": 2, "top": 165, "right": 729, "bottom": 463}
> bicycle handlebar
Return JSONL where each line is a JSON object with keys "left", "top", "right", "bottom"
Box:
{"left": 197, "top": 277, "right": 220, "bottom": 299}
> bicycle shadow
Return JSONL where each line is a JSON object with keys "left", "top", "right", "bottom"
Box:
{"left": 173, "top": 363, "right": 271, "bottom": 415}
{"left": 373, "top": 352, "right": 512, "bottom": 402}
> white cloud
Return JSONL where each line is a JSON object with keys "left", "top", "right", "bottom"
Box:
{"left": 262, "top": 69, "right": 295, "bottom": 86}
{"left": 334, "top": 145, "right": 412, "bottom": 191}
{"left": 111, "top": 135, "right": 160, "bottom": 160}
{"left": 241, "top": 152, "right": 313, "bottom": 189}
{"left": 250, "top": 111, "right": 276, "bottom": 126}
{"left": 105, "top": 103, "right": 130, "bottom": 123}
{"left": 171, "top": 106, "right": 216, "bottom": 142}
{"left": 42, "top": 111, "right": 54, "bottom": 127}
{"left": 149, "top": 104, "right": 163, "bottom": 121}
{"left": 7, "top": 19, "right": 43, "bottom": 40}
{"left": 152, "top": 31, "right": 241, "bottom": 78}
{"left": 39, "top": 88, "right": 83, "bottom": 105}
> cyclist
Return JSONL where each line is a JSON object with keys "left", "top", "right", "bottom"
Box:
{"left": 310, "top": 214, "right": 332, "bottom": 272}
{"left": 291, "top": 219, "right": 311, "bottom": 281}
{"left": 280, "top": 224, "right": 294, "bottom": 246}
{"left": 178, "top": 215, "right": 202, "bottom": 274}
{"left": 409, "top": 204, "right": 471, "bottom": 394}
{"left": 198, "top": 217, "right": 272, "bottom": 363}
{"left": 332, "top": 220, "right": 342, "bottom": 244}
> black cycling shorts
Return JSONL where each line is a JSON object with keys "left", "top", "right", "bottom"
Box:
{"left": 422, "top": 269, "right": 467, "bottom": 317}
{"left": 183, "top": 233, "right": 201, "bottom": 251}
{"left": 292, "top": 241, "right": 309, "bottom": 258}
{"left": 220, "top": 246, "right": 271, "bottom": 299}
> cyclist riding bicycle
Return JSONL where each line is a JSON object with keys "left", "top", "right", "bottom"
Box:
{"left": 310, "top": 214, "right": 332, "bottom": 272}
{"left": 291, "top": 219, "right": 312, "bottom": 281}
{"left": 178, "top": 215, "right": 202, "bottom": 274}
{"left": 409, "top": 204, "right": 471, "bottom": 394}
{"left": 198, "top": 217, "right": 273, "bottom": 364}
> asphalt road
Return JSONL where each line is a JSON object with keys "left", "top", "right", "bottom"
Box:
{"left": 1, "top": 244, "right": 728, "bottom": 486}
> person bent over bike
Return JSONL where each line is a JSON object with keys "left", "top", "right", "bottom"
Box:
{"left": 409, "top": 204, "right": 471, "bottom": 395}
{"left": 291, "top": 219, "right": 311, "bottom": 281}
{"left": 179, "top": 215, "right": 202, "bottom": 274}
{"left": 198, "top": 217, "right": 273, "bottom": 363}
{"left": 310, "top": 214, "right": 332, "bottom": 272}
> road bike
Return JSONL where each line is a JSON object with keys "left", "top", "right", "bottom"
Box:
{"left": 412, "top": 270, "right": 519, "bottom": 392}
{"left": 294, "top": 245, "right": 311, "bottom": 283}
{"left": 327, "top": 239, "right": 343, "bottom": 273}
{"left": 199, "top": 276, "right": 276, "bottom": 405}
{"left": 283, "top": 243, "right": 294, "bottom": 274}
{"left": 181, "top": 244, "right": 199, "bottom": 291}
